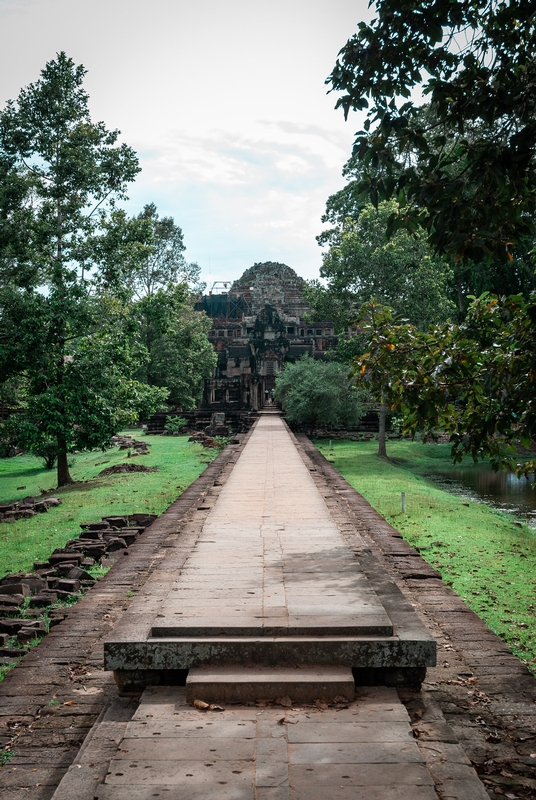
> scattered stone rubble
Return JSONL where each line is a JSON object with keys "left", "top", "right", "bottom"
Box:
{"left": 187, "top": 432, "right": 238, "bottom": 448}
{"left": 0, "top": 495, "right": 62, "bottom": 524}
{"left": 110, "top": 434, "right": 150, "bottom": 456}
{"left": 98, "top": 463, "right": 157, "bottom": 476}
{"left": 0, "top": 511, "right": 156, "bottom": 666}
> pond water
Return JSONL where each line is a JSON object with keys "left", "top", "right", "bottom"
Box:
{"left": 425, "top": 465, "right": 536, "bottom": 529}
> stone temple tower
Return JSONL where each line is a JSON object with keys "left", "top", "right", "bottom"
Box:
{"left": 196, "top": 262, "right": 337, "bottom": 411}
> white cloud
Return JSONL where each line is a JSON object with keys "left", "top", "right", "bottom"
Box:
{"left": 0, "top": 0, "right": 373, "bottom": 283}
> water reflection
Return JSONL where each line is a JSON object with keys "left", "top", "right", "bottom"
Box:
{"left": 425, "top": 466, "right": 536, "bottom": 529}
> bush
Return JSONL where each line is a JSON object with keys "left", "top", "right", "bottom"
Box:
{"left": 274, "top": 355, "right": 367, "bottom": 436}
{"left": 164, "top": 415, "right": 188, "bottom": 435}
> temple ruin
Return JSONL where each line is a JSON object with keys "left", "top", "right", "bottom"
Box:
{"left": 196, "top": 261, "right": 337, "bottom": 411}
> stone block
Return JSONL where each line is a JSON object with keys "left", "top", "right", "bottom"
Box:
{"left": 80, "top": 529, "right": 105, "bottom": 540}
{"left": 29, "top": 592, "right": 57, "bottom": 607}
{"left": 0, "top": 593, "right": 24, "bottom": 606}
{"left": 186, "top": 665, "right": 355, "bottom": 704}
{"left": 80, "top": 521, "right": 109, "bottom": 530}
{"left": 103, "top": 516, "right": 128, "bottom": 527}
{"left": 67, "top": 566, "right": 94, "bottom": 581}
{"left": 17, "top": 627, "right": 43, "bottom": 643}
{"left": 106, "top": 538, "right": 127, "bottom": 552}
{"left": 44, "top": 497, "right": 62, "bottom": 507}
{"left": 48, "top": 551, "right": 83, "bottom": 566}
{"left": 0, "top": 646, "right": 27, "bottom": 657}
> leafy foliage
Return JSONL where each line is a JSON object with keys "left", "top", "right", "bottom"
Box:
{"left": 352, "top": 295, "right": 536, "bottom": 477}
{"left": 127, "top": 203, "right": 204, "bottom": 298}
{"left": 328, "top": 1, "right": 536, "bottom": 264}
{"left": 274, "top": 356, "right": 367, "bottom": 435}
{"left": 135, "top": 285, "right": 216, "bottom": 410}
{"left": 308, "top": 200, "right": 455, "bottom": 333}
{"left": 163, "top": 415, "right": 188, "bottom": 434}
{"left": 0, "top": 54, "right": 167, "bottom": 484}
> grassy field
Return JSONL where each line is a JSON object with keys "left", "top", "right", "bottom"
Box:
{"left": 0, "top": 430, "right": 216, "bottom": 576}
{"left": 315, "top": 438, "right": 536, "bottom": 672}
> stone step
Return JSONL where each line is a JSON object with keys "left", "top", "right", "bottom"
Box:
{"left": 151, "top": 616, "right": 394, "bottom": 637}
{"left": 123, "top": 633, "right": 435, "bottom": 671}
{"left": 185, "top": 664, "right": 356, "bottom": 704}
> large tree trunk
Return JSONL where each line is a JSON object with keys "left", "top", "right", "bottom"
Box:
{"left": 56, "top": 435, "right": 73, "bottom": 487}
{"left": 378, "top": 402, "right": 387, "bottom": 458}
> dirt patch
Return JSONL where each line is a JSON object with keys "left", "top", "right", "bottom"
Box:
{"left": 98, "top": 463, "right": 157, "bottom": 476}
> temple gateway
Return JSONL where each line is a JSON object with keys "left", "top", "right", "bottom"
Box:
{"left": 196, "top": 262, "right": 338, "bottom": 412}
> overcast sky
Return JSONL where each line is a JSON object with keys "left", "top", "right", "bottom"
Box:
{"left": 0, "top": 0, "right": 371, "bottom": 287}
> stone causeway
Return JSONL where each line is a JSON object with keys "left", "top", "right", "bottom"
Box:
{"left": 1, "top": 410, "right": 536, "bottom": 799}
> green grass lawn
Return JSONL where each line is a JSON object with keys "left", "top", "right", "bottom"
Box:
{"left": 0, "top": 430, "right": 216, "bottom": 575}
{"left": 315, "top": 438, "right": 536, "bottom": 672}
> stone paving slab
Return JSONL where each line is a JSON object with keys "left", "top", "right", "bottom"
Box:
{"left": 289, "top": 787, "right": 437, "bottom": 800}
{"left": 95, "top": 788, "right": 254, "bottom": 800}
{"left": 289, "top": 762, "right": 433, "bottom": 785}
{"left": 288, "top": 741, "right": 424, "bottom": 764}
{"left": 286, "top": 721, "right": 412, "bottom": 742}
{"left": 114, "top": 736, "right": 255, "bottom": 761}
{"left": 56, "top": 685, "right": 439, "bottom": 799}
{"left": 133, "top": 415, "right": 395, "bottom": 642}
{"left": 185, "top": 665, "right": 355, "bottom": 703}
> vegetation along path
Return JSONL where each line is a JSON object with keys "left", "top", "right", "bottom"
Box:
{"left": 317, "top": 439, "right": 536, "bottom": 673}
{"left": 0, "top": 431, "right": 216, "bottom": 576}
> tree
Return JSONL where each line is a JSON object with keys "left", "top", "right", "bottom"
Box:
{"left": 274, "top": 356, "right": 367, "bottom": 436}
{"left": 134, "top": 285, "right": 216, "bottom": 410}
{"left": 308, "top": 199, "right": 455, "bottom": 332}
{"left": 308, "top": 199, "right": 455, "bottom": 456}
{"left": 0, "top": 53, "right": 167, "bottom": 485}
{"left": 352, "top": 296, "right": 536, "bottom": 478}
{"left": 317, "top": 150, "right": 536, "bottom": 319}
{"left": 127, "top": 204, "right": 204, "bottom": 299}
{"left": 328, "top": 1, "right": 536, "bottom": 265}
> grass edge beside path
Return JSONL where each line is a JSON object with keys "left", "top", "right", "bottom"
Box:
{"left": 315, "top": 438, "right": 536, "bottom": 675}
{"left": 0, "top": 430, "right": 217, "bottom": 576}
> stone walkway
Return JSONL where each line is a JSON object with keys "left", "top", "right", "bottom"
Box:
{"left": 71, "top": 685, "right": 438, "bottom": 800}
{"left": 5, "top": 411, "right": 532, "bottom": 798}
{"left": 154, "top": 412, "right": 392, "bottom": 637}
{"left": 53, "top": 413, "right": 454, "bottom": 799}
{"left": 105, "top": 413, "right": 433, "bottom": 683}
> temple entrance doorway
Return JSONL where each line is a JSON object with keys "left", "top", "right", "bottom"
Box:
{"left": 263, "top": 376, "right": 276, "bottom": 406}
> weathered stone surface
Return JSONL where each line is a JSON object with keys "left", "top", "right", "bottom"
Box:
{"left": 0, "top": 582, "right": 31, "bottom": 597}
{"left": 55, "top": 578, "right": 81, "bottom": 593}
{"left": 48, "top": 552, "right": 83, "bottom": 566}
{"left": 186, "top": 665, "right": 355, "bottom": 704}
{"left": 106, "top": 415, "right": 435, "bottom": 682}
{"left": 6, "top": 413, "right": 536, "bottom": 800}
{"left": 29, "top": 592, "right": 57, "bottom": 607}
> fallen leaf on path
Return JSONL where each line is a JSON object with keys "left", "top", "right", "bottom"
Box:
{"left": 276, "top": 696, "right": 292, "bottom": 707}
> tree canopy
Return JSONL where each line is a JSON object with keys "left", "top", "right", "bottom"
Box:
{"left": 127, "top": 203, "right": 204, "bottom": 299}
{"left": 353, "top": 295, "right": 536, "bottom": 478}
{"left": 308, "top": 199, "right": 455, "bottom": 333}
{"left": 0, "top": 53, "right": 167, "bottom": 484}
{"left": 135, "top": 284, "right": 216, "bottom": 410}
{"left": 328, "top": 1, "right": 536, "bottom": 265}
